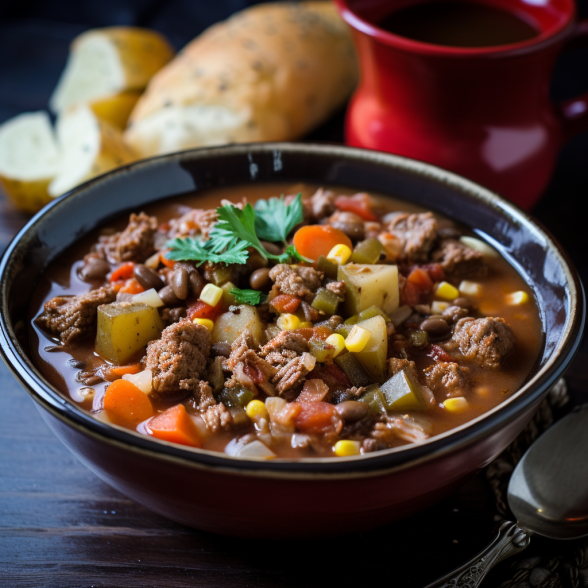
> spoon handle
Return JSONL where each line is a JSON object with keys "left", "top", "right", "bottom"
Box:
{"left": 424, "top": 521, "right": 531, "bottom": 588}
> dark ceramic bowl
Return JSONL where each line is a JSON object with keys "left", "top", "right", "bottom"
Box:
{"left": 0, "top": 143, "right": 584, "bottom": 538}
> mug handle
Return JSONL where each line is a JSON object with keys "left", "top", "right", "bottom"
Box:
{"left": 558, "top": 19, "right": 588, "bottom": 142}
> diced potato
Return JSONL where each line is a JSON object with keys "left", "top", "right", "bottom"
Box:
{"left": 459, "top": 236, "right": 499, "bottom": 258}
{"left": 338, "top": 263, "right": 399, "bottom": 316}
{"left": 122, "top": 369, "right": 153, "bottom": 395}
{"left": 459, "top": 280, "right": 482, "bottom": 297}
{"left": 380, "top": 370, "right": 427, "bottom": 412}
{"left": 95, "top": 302, "right": 163, "bottom": 365}
{"left": 353, "top": 315, "right": 387, "bottom": 380}
{"left": 211, "top": 305, "right": 264, "bottom": 347}
{"left": 132, "top": 288, "right": 164, "bottom": 307}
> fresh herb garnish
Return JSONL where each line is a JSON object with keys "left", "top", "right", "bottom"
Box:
{"left": 165, "top": 196, "right": 312, "bottom": 266}
{"left": 254, "top": 194, "right": 304, "bottom": 245}
{"left": 230, "top": 287, "right": 268, "bottom": 306}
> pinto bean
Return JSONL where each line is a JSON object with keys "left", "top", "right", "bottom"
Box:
{"left": 171, "top": 267, "right": 189, "bottom": 300}
{"left": 335, "top": 400, "right": 370, "bottom": 422}
{"left": 134, "top": 264, "right": 164, "bottom": 291}
{"left": 189, "top": 270, "right": 206, "bottom": 297}
{"left": 159, "top": 285, "right": 181, "bottom": 306}
{"left": 250, "top": 268, "right": 271, "bottom": 291}
{"left": 80, "top": 257, "right": 110, "bottom": 281}
{"left": 420, "top": 317, "right": 450, "bottom": 339}
{"left": 260, "top": 240, "right": 283, "bottom": 256}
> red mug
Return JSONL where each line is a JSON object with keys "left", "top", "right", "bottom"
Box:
{"left": 334, "top": 0, "right": 588, "bottom": 209}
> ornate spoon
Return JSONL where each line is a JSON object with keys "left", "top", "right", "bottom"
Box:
{"left": 426, "top": 403, "right": 588, "bottom": 588}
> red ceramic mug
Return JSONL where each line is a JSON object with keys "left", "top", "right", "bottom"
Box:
{"left": 334, "top": 0, "right": 588, "bottom": 210}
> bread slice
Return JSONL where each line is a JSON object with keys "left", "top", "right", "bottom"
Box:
{"left": 0, "top": 111, "right": 61, "bottom": 212}
{"left": 49, "top": 27, "right": 174, "bottom": 114}
{"left": 124, "top": 2, "right": 357, "bottom": 157}
{"left": 48, "top": 105, "right": 136, "bottom": 197}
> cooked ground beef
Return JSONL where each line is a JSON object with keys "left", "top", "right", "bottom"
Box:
{"left": 325, "top": 281, "right": 346, "bottom": 301}
{"left": 144, "top": 320, "right": 210, "bottom": 396}
{"left": 269, "top": 264, "right": 323, "bottom": 299}
{"left": 371, "top": 415, "right": 430, "bottom": 444}
{"left": 160, "top": 307, "right": 187, "bottom": 326}
{"left": 202, "top": 403, "right": 232, "bottom": 433}
{"left": 259, "top": 330, "right": 308, "bottom": 358}
{"left": 309, "top": 188, "right": 336, "bottom": 220}
{"left": 167, "top": 208, "right": 218, "bottom": 241}
{"left": 386, "top": 212, "right": 438, "bottom": 263}
{"left": 431, "top": 239, "right": 487, "bottom": 278}
{"left": 272, "top": 353, "right": 316, "bottom": 396}
{"left": 387, "top": 357, "right": 419, "bottom": 381}
{"left": 425, "top": 361, "right": 470, "bottom": 398}
{"left": 100, "top": 212, "right": 158, "bottom": 263}
{"left": 36, "top": 286, "right": 115, "bottom": 344}
{"left": 195, "top": 380, "right": 216, "bottom": 411}
{"left": 452, "top": 317, "right": 514, "bottom": 369}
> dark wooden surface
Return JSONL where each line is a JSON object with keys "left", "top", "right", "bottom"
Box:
{"left": 1, "top": 2, "right": 588, "bottom": 586}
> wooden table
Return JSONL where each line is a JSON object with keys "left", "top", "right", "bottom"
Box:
{"left": 1, "top": 3, "right": 588, "bottom": 586}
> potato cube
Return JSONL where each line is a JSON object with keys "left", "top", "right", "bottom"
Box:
{"left": 211, "top": 305, "right": 264, "bottom": 347}
{"left": 95, "top": 302, "right": 163, "bottom": 365}
{"left": 354, "top": 315, "right": 388, "bottom": 380}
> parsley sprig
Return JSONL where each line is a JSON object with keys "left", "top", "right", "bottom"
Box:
{"left": 165, "top": 194, "right": 311, "bottom": 266}
{"left": 230, "top": 287, "right": 268, "bottom": 306}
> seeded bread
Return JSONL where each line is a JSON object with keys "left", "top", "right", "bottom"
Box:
{"left": 124, "top": 2, "right": 357, "bottom": 157}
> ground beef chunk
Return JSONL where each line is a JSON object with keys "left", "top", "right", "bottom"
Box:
{"left": 269, "top": 264, "right": 323, "bottom": 299}
{"left": 167, "top": 208, "right": 218, "bottom": 241}
{"left": 361, "top": 437, "right": 389, "bottom": 453}
{"left": 431, "top": 239, "right": 487, "bottom": 278}
{"left": 259, "top": 331, "right": 308, "bottom": 358}
{"left": 386, "top": 212, "right": 438, "bottom": 263}
{"left": 452, "top": 317, "right": 514, "bottom": 369}
{"left": 202, "top": 403, "right": 232, "bottom": 433}
{"left": 272, "top": 353, "right": 316, "bottom": 396}
{"left": 371, "top": 415, "right": 430, "bottom": 444}
{"left": 144, "top": 320, "right": 210, "bottom": 396}
{"left": 326, "top": 281, "right": 346, "bottom": 302}
{"left": 309, "top": 188, "right": 336, "bottom": 220}
{"left": 36, "top": 286, "right": 115, "bottom": 344}
{"left": 101, "top": 212, "right": 158, "bottom": 263}
{"left": 195, "top": 380, "right": 216, "bottom": 411}
{"left": 425, "top": 362, "right": 470, "bottom": 399}
{"left": 387, "top": 357, "right": 419, "bottom": 381}
{"left": 160, "top": 307, "right": 187, "bottom": 326}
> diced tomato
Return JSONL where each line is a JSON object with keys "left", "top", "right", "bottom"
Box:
{"left": 422, "top": 263, "right": 445, "bottom": 282}
{"left": 270, "top": 294, "right": 301, "bottom": 314}
{"left": 109, "top": 261, "right": 135, "bottom": 282}
{"left": 403, "top": 280, "right": 422, "bottom": 306}
{"left": 307, "top": 363, "right": 352, "bottom": 389}
{"left": 119, "top": 278, "right": 145, "bottom": 295}
{"left": 427, "top": 344, "right": 453, "bottom": 362}
{"left": 334, "top": 193, "right": 378, "bottom": 222}
{"left": 407, "top": 267, "right": 433, "bottom": 292}
{"left": 296, "top": 326, "right": 333, "bottom": 341}
{"left": 295, "top": 402, "right": 341, "bottom": 434}
{"left": 187, "top": 300, "right": 224, "bottom": 321}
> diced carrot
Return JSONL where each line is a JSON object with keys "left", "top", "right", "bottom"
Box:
{"left": 187, "top": 299, "right": 224, "bottom": 321}
{"left": 270, "top": 294, "right": 301, "bottom": 314}
{"left": 295, "top": 402, "right": 340, "bottom": 434}
{"left": 160, "top": 250, "right": 176, "bottom": 269}
{"left": 103, "top": 379, "right": 153, "bottom": 427}
{"left": 147, "top": 404, "right": 203, "bottom": 448}
{"left": 293, "top": 225, "right": 353, "bottom": 264}
{"left": 109, "top": 262, "right": 135, "bottom": 282}
{"left": 334, "top": 193, "right": 378, "bottom": 221}
{"left": 119, "top": 278, "right": 145, "bottom": 295}
{"left": 407, "top": 268, "right": 433, "bottom": 292}
{"left": 105, "top": 363, "right": 142, "bottom": 381}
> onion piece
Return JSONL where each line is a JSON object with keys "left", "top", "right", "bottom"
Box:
{"left": 123, "top": 369, "right": 153, "bottom": 395}
{"left": 132, "top": 288, "right": 164, "bottom": 308}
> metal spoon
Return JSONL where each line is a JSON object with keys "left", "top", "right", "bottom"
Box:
{"left": 426, "top": 404, "right": 588, "bottom": 588}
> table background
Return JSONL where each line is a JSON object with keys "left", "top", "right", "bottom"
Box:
{"left": 1, "top": 1, "right": 588, "bottom": 586}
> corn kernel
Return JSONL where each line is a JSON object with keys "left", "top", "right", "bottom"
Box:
{"left": 345, "top": 325, "right": 371, "bottom": 352}
{"left": 325, "top": 333, "right": 346, "bottom": 357}
{"left": 298, "top": 321, "right": 314, "bottom": 329}
{"left": 246, "top": 399, "right": 269, "bottom": 421}
{"left": 459, "top": 280, "right": 482, "bottom": 297}
{"left": 192, "top": 318, "right": 214, "bottom": 332}
{"left": 506, "top": 290, "right": 529, "bottom": 305}
{"left": 277, "top": 313, "right": 301, "bottom": 331}
{"left": 435, "top": 281, "right": 459, "bottom": 301}
{"left": 431, "top": 301, "right": 449, "bottom": 314}
{"left": 443, "top": 397, "right": 469, "bottom": 413}
{"left": 327, "top": 244, "right": 352, "bottom": 265}
{"left": 199, "top": 283, "right": 223, "bottom": 307}
{"left": 334, "top": 440, "right": 361, "bottom": 457}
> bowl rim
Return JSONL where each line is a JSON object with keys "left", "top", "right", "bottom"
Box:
{"left": 0, "top": 142, "right": 585, "bottom": 478}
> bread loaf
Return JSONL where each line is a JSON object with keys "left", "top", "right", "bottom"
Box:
{"left": 124, "top": 2, "right": 357, "bottom": 157}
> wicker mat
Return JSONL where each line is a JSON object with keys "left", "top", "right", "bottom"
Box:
{"left": 483, "top": 379, "right": 588, "bottom": 588}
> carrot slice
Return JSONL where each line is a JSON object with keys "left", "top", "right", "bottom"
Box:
{"left": 147, "top": 404, "right": 203, "bottom": 448}
{"left": 110, "top": 261, "right": 135, "bottom": 282}
{"left": 292, "top": 225, "right": 353, "bottom": 264}
{"left": 119, "top": 277, "right": 145, "bottom": 294}
{"left": 270, "top": 294, "right": 301, "bottom": 314}
{"left": 103, "top": 379, "right": 153, "bottom": 427}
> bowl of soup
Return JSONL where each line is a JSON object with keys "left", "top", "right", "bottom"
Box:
{"left": 0, "top": 143, "right": 583, "bottom": 537}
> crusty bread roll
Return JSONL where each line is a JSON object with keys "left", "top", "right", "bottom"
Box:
{"left": 124, "top": 2, "right": 357, "bottom": 157}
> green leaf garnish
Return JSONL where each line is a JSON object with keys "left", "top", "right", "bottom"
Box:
{"left": 254, "top": 193, "right": 304, "bottom": 244}
{"left": 230, "top": 287, "right": 268, "bottom": 306}
{"left": 165, "top": 237, "right": 249, "bottom": 266}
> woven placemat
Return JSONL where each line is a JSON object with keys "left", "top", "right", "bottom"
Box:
{"left": 483, "top": 379, "right": 588, "bottom": 588}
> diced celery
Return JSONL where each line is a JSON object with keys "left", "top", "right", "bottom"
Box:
{"left": 359, "top": 384, "right": 387, "bottom": 414}
{"left": 358, "top": 305, "right": 390, "bottom": 323}
{"left": 209, "top": 265, "right": 233, "bottom": 286}
{"left": 351, "top": 238, "right": 386, "bottom": 264}
{"left": 408, "top": 330, "right": 429, "bottom": 349}
{"left": 218, "top": 387, "right": 255, "bottom": 408}
{"left": 334, "top": 353, "right": 372, "bottom": 387}
{"left": 344, "top": 314, "right": 360, "bottom": 325}
{"left": 221, "top": 281, "right": 237, "bottom": 306}
{"left": 311, "top": 288, "right": 340, "bottom": 315}
{"left": 317, "top": 255, "right": 338, "bottom": 279}
{"left": 309, "top": 339, "right": 336, "bottom": 363}
{"left": 380, "top": 371, "right": 426, "bottom": 412}
{"left": 335, "top": 324, "right": 354, "bottom": 338}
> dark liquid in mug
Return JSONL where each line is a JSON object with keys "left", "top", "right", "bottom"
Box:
{"left": 378, "top": 1, "right": 539, "bottom": 47}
